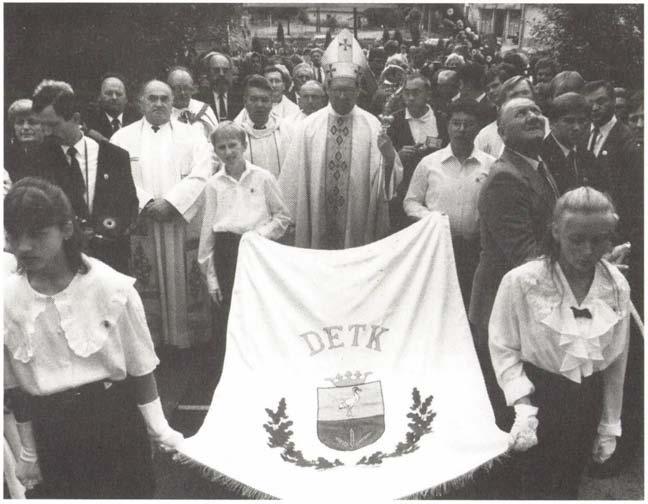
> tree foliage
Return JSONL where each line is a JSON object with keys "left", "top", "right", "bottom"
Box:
{"left": 532, "top": 4, "right": 643, "bottom": 88}
{"left": 5, "top": 4, "right": 240, "bottom": 105}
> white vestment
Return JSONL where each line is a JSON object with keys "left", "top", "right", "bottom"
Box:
{"left": 111, "top": 119, "right": 215, "bottom": 348}
{"left": 233, "top": 111, "right": 293, "bottom": 179}
{"left": 279, "top": 104, "right": 403, "bottom": 249}
{"left": 272, "top": 95, "right": 300, "bottom": 120}
{"left": 172, "top": 98, "right": 219, "bottom": 140}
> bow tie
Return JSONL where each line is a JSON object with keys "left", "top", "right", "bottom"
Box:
{"left": 570, "top": 307, "right": 592, "bottom": 319}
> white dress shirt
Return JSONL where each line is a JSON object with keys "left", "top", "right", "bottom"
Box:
{"left": 60, "top": 135, "right": 99, "bottom": 212}
{"left": 198, "top": 161, "right": 291, "bottom": 293}
{"left": 489, "top": 258, "right": 630, "bottom": 432}
{"left": 405, "top": 105, "right": 439, "bottom": 144}
{"left": 404, "top": 144, "right": 495, "bottom": 239}
{"left": 589, "top": 115, "right": 617, "bottom": 157}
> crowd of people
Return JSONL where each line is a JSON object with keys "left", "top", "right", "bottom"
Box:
{"left": 3, "top": 20, "right": 643, "bottom": 500}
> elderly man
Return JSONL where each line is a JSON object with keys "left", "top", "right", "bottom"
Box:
{"left": 290, "top": 62, "right": 314, "bottom": 101}
{"left": 310, "top": 47, "right": 325, "bottom": 83}
{"left": 197, "top": 51, "right": 243, "bottom": 121}
{"left": 111, "top": 80, "right": 213, "bottom": 348}
{"left": 31, "top": 79, "right": 138, "bottom": 274}
{"left": 167, "top": 66, "right": 218, "bottom": 139}
{"left": 470, "top": 97, "right": 559, "bottom": 432}
{"left": 233, "top": 75, "right": 293, "bottom": 178}
{"left": 404, "top": 99, "right": 494, "bottom": 308}
{"left": 542, "top": 92, "right": 604, "bottom": 194}
{"left": 293, "top": 80, "right": 327, "bottom": 120}
{"left": 85, "top": 74, "right": 141, "bottom": 142}
{"left": 279, "top": 29, "right": 403, "bottom": 249}
{"left": 431, "top": 69, "right": 459, "bottom": 116}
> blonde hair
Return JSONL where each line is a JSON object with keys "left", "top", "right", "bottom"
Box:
{"left": 210, "top": 121, "right": 247, "bottom": 148}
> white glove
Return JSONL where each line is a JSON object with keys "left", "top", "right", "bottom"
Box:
{"left": 138, "top": 397, "right": 184, "bottom": 451}
{"left": 15, "top": 421, "right": 43, "bottom": 490}
{"left": 592, "top": 434, "right": 617, "bottom": 463}
{"left": 509, "top": 404, "right": 539, "bottom": 452}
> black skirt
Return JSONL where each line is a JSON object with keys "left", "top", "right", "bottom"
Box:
{"left": 28, "top": 379, "right": 154, "bottom": 499}
{"left": 518, "top": 362, "right": 603, "bottom": 499}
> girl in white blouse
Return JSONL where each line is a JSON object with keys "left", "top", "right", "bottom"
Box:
{"left": 4, "top": 177, "right": 183, "bottom": 498}
{"left": 489, "top": 186, "right": 630, "bottom": 499}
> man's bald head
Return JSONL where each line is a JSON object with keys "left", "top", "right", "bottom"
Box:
{"left": 167, "top": 67, "right": 195, "bottom": 109}
{"left": 436, "top": 70, "right": 460, "bottom": 102}
{"left": 204, "top": 52, "right": 234, "bottom": 92}
{"left": 298, "top": 80, "right": 327, "bottom": 115}
{"left": 140, "top": 80, "right": 173, "bottom": 126}
{"left": 99, "top": 76, "right": 127, "bottom": 117}
{"left": 498, "top": 97, "right": 545, "bottom": 154}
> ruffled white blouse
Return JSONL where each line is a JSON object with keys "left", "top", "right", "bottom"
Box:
{"left": 489, "top": 258, "right": 630, "bottom": 431}
{"left": 4, "top": 255, "right": 159, "bottom": 396}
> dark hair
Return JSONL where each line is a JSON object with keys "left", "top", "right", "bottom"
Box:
{"left": 546, "top": 92, "right": 591, "bottom": 120}
{"left": 4, "top": 177, "right": 87, "bottom": 274}
{"left": 32, "top": 80, "right": 79, "bottom": 119}
{"left": 501, "top": 52, "right": 527, "bottom": 75}
{"left": 447, "top": 98, "right": 485, "bottom": 123}
{"left": 549, "top": 71, "right": 585, "bottom": 99}
{"left": 582, "top": 80, "right": 615, "bottom": 100}
{"left": 628, "top": 90, "right": 643, "bottom": 113}
{"left": 243, "top": 74, "right": 273, "bottom": 96}
{"left": 457, "top": 61, "right": 486, "bottom": 89}
{"left": 485, "top": 63, "right": 518, "bottom": 85}
{"left": 534, "top": 57, "right": 557, "bottom": 76}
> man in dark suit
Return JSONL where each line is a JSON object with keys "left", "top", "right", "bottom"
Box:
{"left": 470, "top": 97, "right": 559, "bottom": 431}
{"left": 196, "top": 51, "right": 243, "bottom": 121}
{"left": 31, "top": 79, "right": 138, "bottom": 274}
{"left": 542, "top": 92, "right": 608, "bottom": 194}
{"left": 583, "top": 80, "right": 635, "bottom": 208}
{"left": 387, "top": 73, "right": 448, "bottom": 230}
{"left": 84, "top": 73, "right": 141, "bottom": 142}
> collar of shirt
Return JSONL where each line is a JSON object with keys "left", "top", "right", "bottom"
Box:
{"left": 439, "top": 144, "right": 484, "bottom": 166}
{"left": 510, "top": 148, "right": 541, "bottom": 170}
{"left": 143, "top": 118, "right": 171, "bottom": 132}
{"left": 592, "top": 115, "right": 617, "bottom": 138}
{"left": 328, "top": 103, "right": 355, "bottom": 119}
{"left": 475, "top": 92, "right": 486, "bottom": 102}
{"left": 405, "top": 105, "right": 433, "bottom": 122}
{"left": 60, "top": 134, "right": 87, "bottom": 157}
{"left": 105, "top": 111, "right": 123, "bottom": 124}
{"left": 213, "top": 90, "right": 228, "bottom": 101}
{"left": 215, "top": 161, "right": 253, "bottom": 184}
{"left": 551, "top": 133, "right": 575, "bottom": 158}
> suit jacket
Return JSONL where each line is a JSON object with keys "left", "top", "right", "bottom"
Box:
{"left": 469, "top": 148, "right": 557, "bottom": 331}
{"left": 32, "top": 138, "right": 138, "bottom": 273}
{"left": 542, "top": 134, "right": 608, "bottom": 195}
{"left": 85, "top": 105, "right": 141, "bottom": 142}
{"left": 387, "top": 107, "right": 449, "bottom": 230}
{"left": 593, "top": 119, "right": 634, "bottom": 206}
{"left": 196, "top": 88, "right": 243, "bottom": 121}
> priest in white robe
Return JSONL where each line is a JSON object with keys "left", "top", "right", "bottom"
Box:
{"left": 111, "top": 80, "right": 215, "bottom": 348}
{"left": 279, "top": 30, "right": 403, "bottom": 249}
{"left": 168, "top": 66, "right": 218, "bottom": 140}
{"left": 233, "top": 75, "right": 293, "bottom": 179}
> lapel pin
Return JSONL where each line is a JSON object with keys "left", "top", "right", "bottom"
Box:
{"left": 103, "top": 173, "right": 109, "bottom": 180}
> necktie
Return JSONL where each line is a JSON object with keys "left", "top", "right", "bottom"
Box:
{"left": 316, "top": 67, "right": 322, "bottom": 83}
{"left": 111, "top": 117, "right": 121, "bottom": 133}
{"left": 66, "top": 146, "right": 89, "bottom": 219}
{"left": 571, "top": 306, "right": 592, "bottom": 319}
{"left": 567, "top": 149, "right": 579, "bottom": 181}
{"left": 151, "top": 125, "right": 160, "bottom": 133}
{"left": 588, "top": 127, "right": 600, "bottom": 154}
{"left": 218, "top": 94, "right": 227, "bottom": 120}
{"left": 537, "top": 160, "right": 560, "bottom": 200}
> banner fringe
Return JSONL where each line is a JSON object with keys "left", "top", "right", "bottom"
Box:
{"left": 173, "top": 450, "right": 511, "bottom": 500}
{"left": 403, "top": 451, "right": 511, "bottom": 500}
{"left": 173, "top": 452, "right": 278, "bottom": 499}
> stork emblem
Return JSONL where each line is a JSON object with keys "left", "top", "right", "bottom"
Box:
{"left": 317, "top": 371, "right": 385, "bottom": 451}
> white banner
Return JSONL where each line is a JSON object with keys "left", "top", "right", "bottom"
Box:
{"left": 178, "top": 213, "right": 509, "bottom": 499}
